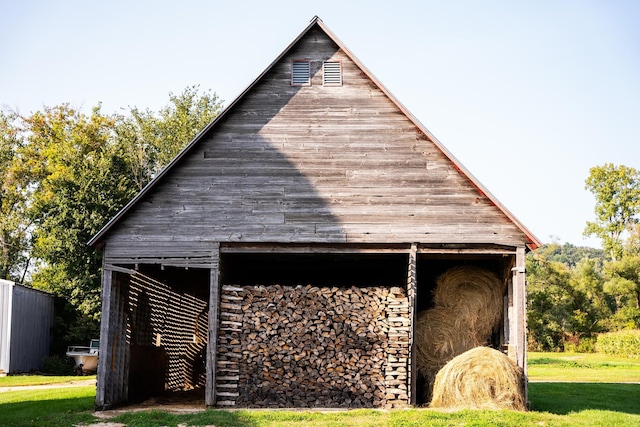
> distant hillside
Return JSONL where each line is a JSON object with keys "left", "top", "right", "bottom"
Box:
{"left": 530, "top": 242, "right": 605, "bottom": 268}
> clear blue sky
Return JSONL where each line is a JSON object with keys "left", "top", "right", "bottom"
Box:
{"left": 2, "top": 0, "right": 639, "bottom": 248}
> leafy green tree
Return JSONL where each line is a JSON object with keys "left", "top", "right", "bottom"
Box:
{"left": 602, "top": 225, "right": 640, "bottom": 329}
{"left": 570, "top": 258, "right": 609, "bottom": 336}
{"left": 0, "top": 111, "right": 30, "bottom": 281}
{"left": 117, "top": 85, "right": 222, "bottom": 190}
{"left": 527, "top": 244, "right": 607, "bottom": 351}
{"left": 18, "top": 104, "right": 136, "bottom": 323}
{"left": 584, "top": 164, "right": 640, "bottom": 260}
{"left": 527, "top": 253, "right": 575, "bottom": 351}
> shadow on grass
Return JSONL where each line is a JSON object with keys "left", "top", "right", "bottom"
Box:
{"left": 529, "top": 382, "right": 640, "bottom": 415}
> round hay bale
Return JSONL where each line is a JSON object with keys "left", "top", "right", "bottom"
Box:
{"left": 430, "top": 346, "right": 526, "bottom": 411}
{"left": 434, "top": 266, "right": 503, "bottom": 339}
{"left": 414, "top": 307, "right": 481, "bottom": 396}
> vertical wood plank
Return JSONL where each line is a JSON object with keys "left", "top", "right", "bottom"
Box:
{"left": 95, "top": 269, "right": 131, "bottom": 408}
{"left": 407, "top": 243, "right": 418, "bottom": 405}
{"left": 506, "top": 273, "right": 515, "bottom": 361}
{"left": 206, "top": 243, "right": 221, "bottom": 407}
{"left": 115, "top": 274, "right": 130, "bottom": 405}
{"left": 95, "top": 267, "right": 112, "bottom": 409}
{"left": 514, "top": 246, "right": 526, "bottom": 369}
{"left": 513, "top": 246, "right": 528, "bottom": 403}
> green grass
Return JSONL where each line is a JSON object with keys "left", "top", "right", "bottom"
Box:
{"left": 0, "top": 386, "right": 96, "bottom": 427}
{"left": 0, "top": 375, "right": 95, "bottom": 387}
{"left": 529, "top": 382, "right": 640, "bottom": 415}
{"left": 1, "top": 353, "right": 640, "bottom": 426}
{"left": 2, "top": 388, "right": 640, "bottom": 427}
{"left": 106, "top": 407, "right": 640, "bottom": 427}
{"left": 528, "top": 351, "right": 640, "bottom": 382}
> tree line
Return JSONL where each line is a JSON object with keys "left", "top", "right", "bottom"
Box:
{"left": 0, "top": 86, "right": 222, "bottom": 345}
{"left": 527, "top": 164, "right": 640, "bottom": 351}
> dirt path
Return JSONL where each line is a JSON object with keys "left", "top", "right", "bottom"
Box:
{"left": 0, "top": 378, "right": 96, "bottom": 393}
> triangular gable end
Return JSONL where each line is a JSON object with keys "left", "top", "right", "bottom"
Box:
{"left": 89, "top": 16, "right": 540, "bottom": 251}
{"left": 310, "top": 18, "right": 540, "bottom": 250}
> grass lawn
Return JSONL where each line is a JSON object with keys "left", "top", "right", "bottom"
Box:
{"left": 0, "top": 375, "right": 95, "bottom": 387}
{"left": 0, "top": 386, "right": 96, "bottom": 427}
{"left": 104, "top": 406, "right": 640, "bottom": 427}
{"left": 528, "top": 351, "right": 640, "bottom": 382}
{"left": 1, "top": 353, "right": 639, "bottom": 426}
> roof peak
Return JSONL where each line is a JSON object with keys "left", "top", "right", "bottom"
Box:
{"left": 88, "top": 17, "right": 541, "bottom": 251}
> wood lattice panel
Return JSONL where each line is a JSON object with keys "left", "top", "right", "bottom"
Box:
{"left": 128, "top": 272, "right": 208, "bottom": 391}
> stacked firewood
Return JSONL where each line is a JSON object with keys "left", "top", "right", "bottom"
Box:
{"left": 216, "top": 284, "right": 410, "bottom": 408}
{"left": 384, "top": 289, "right": 410, "bottom": 407}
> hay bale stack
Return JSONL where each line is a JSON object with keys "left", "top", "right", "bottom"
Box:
{"left": 414, "top": 307, "right": 480, "bottom": 382}
{"left": 430, "top": 346, "right": 526, "bottom": 411}
{"left": 433, "top": 266, "right": 503, "bottom": 339}
{"left": 415, "top": 266, "right": 504, "bottom": 401}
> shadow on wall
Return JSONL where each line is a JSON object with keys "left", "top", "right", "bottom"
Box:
{"left": 126, "top": 27, "right": 346, "bottom": 245}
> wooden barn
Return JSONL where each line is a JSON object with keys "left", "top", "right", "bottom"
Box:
{"left": 89, "top": 16, "right": 540, "bottom": 409}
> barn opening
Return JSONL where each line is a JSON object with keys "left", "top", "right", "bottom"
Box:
{"left": 122, "top": 265, "right": 210, "bottom": 403}
{"left": 216, "top": 250, "right": 516, "bottom": 408}
{"left": 216, "top": 250, "right": 412, "bottom": 407}
{"left": 413, "top": 254, "right": 513, "bottom": 405}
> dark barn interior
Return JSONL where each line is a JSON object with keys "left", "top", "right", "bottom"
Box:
{"left": 221, "top": 252, "right": 408, "bottom": 287}
{"left": 121, "top": 266, "right": 210, "bottom": 403}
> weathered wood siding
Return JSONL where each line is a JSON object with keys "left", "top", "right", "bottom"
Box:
{"left": 96, "top": 270, "right": 130, "bottom": 409}
{"left": 102, "top": 25, "right": 526, "bottom": 260}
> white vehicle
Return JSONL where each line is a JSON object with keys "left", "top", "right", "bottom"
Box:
{"left": 66, "top": 339, "right": 99, "bottom": 374}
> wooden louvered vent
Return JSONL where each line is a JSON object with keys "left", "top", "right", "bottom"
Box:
{"left": 323, "top": 61, "right": 342, "bottom": 86}
{"left": 291, "top": 60, "right": 311, "bottom": 86}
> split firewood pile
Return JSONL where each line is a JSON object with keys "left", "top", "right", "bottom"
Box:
{"left": 216, "top": 284, "right": 410, "bottom": 408}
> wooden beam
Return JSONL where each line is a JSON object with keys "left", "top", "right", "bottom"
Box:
{"left": 94, "top": 268, "right": 131, "bottom": 408}
{"left": 220, "top": 243, "right": 518, "bottom": 255}
{"left": 220, "top": 242, "right": 411, "bottom": 254}
{"left": 95, "top": 267, "right": 112, "bottom": 409}
{"left": 509, "top": 246, "right": 528, "bottom": 404}
{"left": 206, "top": 243, "right": 221, "bottom": 407}
{"left": 417, "top": 247, "right": 517, "bottom": 255}
{"left": 407, "top": 243, "right": 418, "bottom": 406}
{"left": 103, "top": 264, "right": 137, "bottom": 275}
{"left": 514, "top": 246, "right": 526, "bottom": 369}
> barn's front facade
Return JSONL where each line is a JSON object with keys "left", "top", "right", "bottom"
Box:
{"left": 89, "top": 17, "right": 540, "bottom": 409}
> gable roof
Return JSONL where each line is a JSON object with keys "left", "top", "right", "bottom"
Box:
{"left": 89, "top": 16, "right": 541, "bottom": 251}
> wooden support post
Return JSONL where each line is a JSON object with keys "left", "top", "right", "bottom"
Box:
{"left": 512, "top": 246, "right": 528, "bottom": 403}
{"left": 407, "top": 243, "right": 418, "bottom": 405}
{"left": 206, "top": 243, "right": 221, "bottom": 407}
{"left": 95, "top": 267, "right": 112, "bottom": 409}
{"left": 95, "top": 266, "right": 130, "bottom": 409}
{"left": 513, "top": 246, "right": 526, "bottom": 370}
